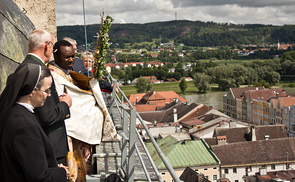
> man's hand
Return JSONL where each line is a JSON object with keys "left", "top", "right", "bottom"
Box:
{"left": 59, "top": 87, "right": 72, "bottom": 107}
{"left": 110, "top": 83, "right": 120, "bottom": 93}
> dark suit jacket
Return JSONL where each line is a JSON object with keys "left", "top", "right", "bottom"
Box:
{"left": 15, "top": 55, "right": 70, "bottom": 159}
{"left": 0, "top": 104, "right": 67, "bottom": 182}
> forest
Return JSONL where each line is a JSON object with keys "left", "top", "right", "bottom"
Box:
{"left": 57, "top": 20, "right": 295, "bottom": 47}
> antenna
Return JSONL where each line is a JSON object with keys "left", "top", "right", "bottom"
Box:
{"left": 175, "top": 12, "right": 177, "bottom": 20}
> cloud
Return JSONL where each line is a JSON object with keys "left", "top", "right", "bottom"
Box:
{"left": 55, "top": 0, "right": 295, "bottom": 26}
{"left": 170, "top": 0, "right": 295, "bottom": 8}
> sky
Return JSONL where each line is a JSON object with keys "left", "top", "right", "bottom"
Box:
{"left": 55, "top": 0, "right": 295, "bottom": 26}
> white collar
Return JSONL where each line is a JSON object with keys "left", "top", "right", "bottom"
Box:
{"left": 16, "top": 102, "right": 35, "bottom": 113}
{"left": 28, "top": 53, "right": 45, "bottom": 64}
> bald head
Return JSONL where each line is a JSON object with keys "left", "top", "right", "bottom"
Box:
{"left": 28, "top": 30, "right": 52, "bottom": 52}
{"left": 28, "top": 29, "right": 54, "bottom": 64}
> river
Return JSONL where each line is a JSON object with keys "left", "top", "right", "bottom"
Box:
{"left": 183, "top": 88, "right": 295, "bottom": 111}
{"left": 183, "top": 92, "right": 227, "bottom": 110}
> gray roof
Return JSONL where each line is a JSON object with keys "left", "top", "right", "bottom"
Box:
{"left": 211, "top": 137, "right": 295, "bottom": 166}
{"left": 212, "top": 125, "right": 287, "bottom": 144}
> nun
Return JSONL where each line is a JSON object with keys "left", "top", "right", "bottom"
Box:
{"left": 0, "top": 64, "right": 69, "bottom": 182}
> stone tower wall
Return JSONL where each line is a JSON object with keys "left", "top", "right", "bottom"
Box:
{"left": 12, "top": 0, "right": 57, "bottom": 40}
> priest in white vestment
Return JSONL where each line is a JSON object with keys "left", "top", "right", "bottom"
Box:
{"left": 49, "top": 40, "right": 120, "bottom": 182}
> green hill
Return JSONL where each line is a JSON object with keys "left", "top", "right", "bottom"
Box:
{"left": 57, "top": 20, "right": 295, "bottom": 47}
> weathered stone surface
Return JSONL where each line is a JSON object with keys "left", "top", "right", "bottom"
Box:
{"left": 12, "top": 0, "right": 57, "bottom": 40}
{"left": 0, "top": 0, "right": 34, "bottom": 93}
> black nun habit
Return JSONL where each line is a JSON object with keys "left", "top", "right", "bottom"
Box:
{"left": 0, "top": 63, "right": 67, "bottom": 182}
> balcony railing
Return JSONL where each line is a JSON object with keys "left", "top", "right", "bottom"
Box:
{"left": 86, "top": 71, "right": 183, "bottom": 182}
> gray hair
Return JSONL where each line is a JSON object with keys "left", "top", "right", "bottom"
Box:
{"left": 28, "top": 29, "right": 52, "bottom": 52}
{"left": 63, "top": 37, "right": 77, "bottom": 45}
{"left": 81, "top": 52, "right": 94, "bottom": 61}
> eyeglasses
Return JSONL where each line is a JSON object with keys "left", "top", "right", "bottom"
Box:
{"left": 35, "top": 88, "right": 51, "bottom": 95}
{"left": 46, "top": 41, "right": 53, "bottom": 47}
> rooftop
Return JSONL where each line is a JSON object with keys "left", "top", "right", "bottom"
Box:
{"left": 211, "top": 137, "right": 295, "bottom": 166}
{"left": 146, "top": 136, "right": 220, "bottom": 170}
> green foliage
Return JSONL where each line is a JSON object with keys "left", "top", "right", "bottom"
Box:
{"left": 284, "top": 83, "right": 295, "bottom": 87}
{"left": 173, "top": 72, "right": 182, "bottom": 81}
{"left": 57, "top": 21, "right": 295, "bottom": 48}
{"left": 193, "top": 73, "right": 212, "bottom": 93}
{"left": 179, "top": 79, "right": 187, "bottom": 93}
{"left": 135, "top": 77, "right": 152, "bottom": 93}
{"left": 265, "top": 71, "right": 280, "bottom": 85}
{"left": 93, "top": 15, "right": 114, "bottom": 79}
{"left": 281, "top": 50, "right": 295, "bottom": 62}
{"left": 252, "top": 80, "right": 270, "bottom": 89}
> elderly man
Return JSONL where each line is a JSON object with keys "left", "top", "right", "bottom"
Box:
{"left": 48, "top": 40, "right": 120, "bottom": 181}
{"left": 13, "top": 30, "right": 72, "bottom": 165}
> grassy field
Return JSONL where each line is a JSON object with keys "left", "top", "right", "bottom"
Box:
{"left": 212, "top": 59, "right": 259, "bottom": 65}
{"left": 119, "top": 81, "right": 221, "bottom": 97}
{"left": 119, "top": 79, "right": 291, "bottom": 98}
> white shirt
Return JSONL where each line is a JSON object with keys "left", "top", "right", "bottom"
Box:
{"left": 28, "top": 53, "right": 45, "bottom": 64}
{"left": 16, "top": 102, "right": 34, "bottom": 113}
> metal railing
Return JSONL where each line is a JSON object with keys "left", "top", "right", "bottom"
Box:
{"left": 104, "top": 71, "right": 183, "bottom": 182}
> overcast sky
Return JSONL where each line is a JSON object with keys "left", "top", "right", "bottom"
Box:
{"left": 55, "top": 0, "right": 295, "bottom": 26}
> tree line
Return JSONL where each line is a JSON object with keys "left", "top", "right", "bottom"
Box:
{"left": 110, "top": 50, "right": 295, "bottom": 93}
{"left": 57, "top": 20, "right": 295, "bottom": 48}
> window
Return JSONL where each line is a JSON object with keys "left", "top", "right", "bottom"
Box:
{"left": 235, "top": 180, "right": 239, "bottom": 182}
{"left": 171, "top": 180, "right": 174, "bottom": 182}
{"left": 195, "top": 169, "right": 199, "bottom": 172}
{"left": 161, "top": 172, "right": 166, "bottom": 176}
{"left": 205, "top": 176, "right": 209, "bottom": 179}
{"left": 163, "top": 180, "right": 166, "bottom": 182}
{"left": 213, "top": 175, "right": 218, "bottom": 181}
{"left": 261, "top": 165, "right": 266, "bottom": 167}
{"left": 213, "top": 167, "right": 217, "bottom": 170}
{"left": 233, "top": 167, "right": 237, "bottom": 173}
{"left": 224, "top": 168, "right": 229, "bottom": 174}
{"left": 271, "top": 164, "right": 276, "bottom": 170}
{"left": 204, "top": 168, "right": 208, "bottom": 171}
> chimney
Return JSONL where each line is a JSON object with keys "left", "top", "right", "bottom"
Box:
{"left": 265, "top": 135, "right": 269, "bottom": 140}
{"left": 229, "top": 120, "right": 237, "bottom": 128}
{"left": 259, "top": 168, "right": 267, "bottom": 176}
{"left": 251, "top": 126, "right": 256, "bottom": 141}
{"left": 173, "top": 108, "right": 177, "bottom": 122}
{"left": 217, "top": 136, "right": 227, "bottom": 145}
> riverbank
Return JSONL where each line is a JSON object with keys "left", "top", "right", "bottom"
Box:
{"left": 119, "top": 80, "right": 295, "bottom": 98}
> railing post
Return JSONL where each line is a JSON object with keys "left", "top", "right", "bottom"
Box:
{"left": 121, "top": 109, "right": 129, "bottom": 176}
{"left": 109, "top": 79, "right": 117, "bottom": 116}
{"left": 128, "top": 108, "right": 136, "bottom": 182}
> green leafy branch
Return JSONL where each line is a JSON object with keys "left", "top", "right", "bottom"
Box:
{"left": 93, "top": 11, "right": 114, "bottom": 79}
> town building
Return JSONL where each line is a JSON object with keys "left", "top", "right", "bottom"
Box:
{"left": 128, "top": 90, "right": 188, "bottom": 112}
{"left": 211, "top": 137, "right": 295, "bottom": 182}
{"left": 289, "top": 104, "right": 295, "bottom": 137}
{"left": 179, "top": 167, "right": 211, "bottom": 182}
{"left": 247, "top": 89, "right": 288, "bottom": 125}
{"left": 252, "top": 169, "right": 295, "bottom": 182}
{"left": 223, "top": 87, "right": 265, "bottom": 119}
{"left": 146, "top": 136, "right": 220, "bottom": 182}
